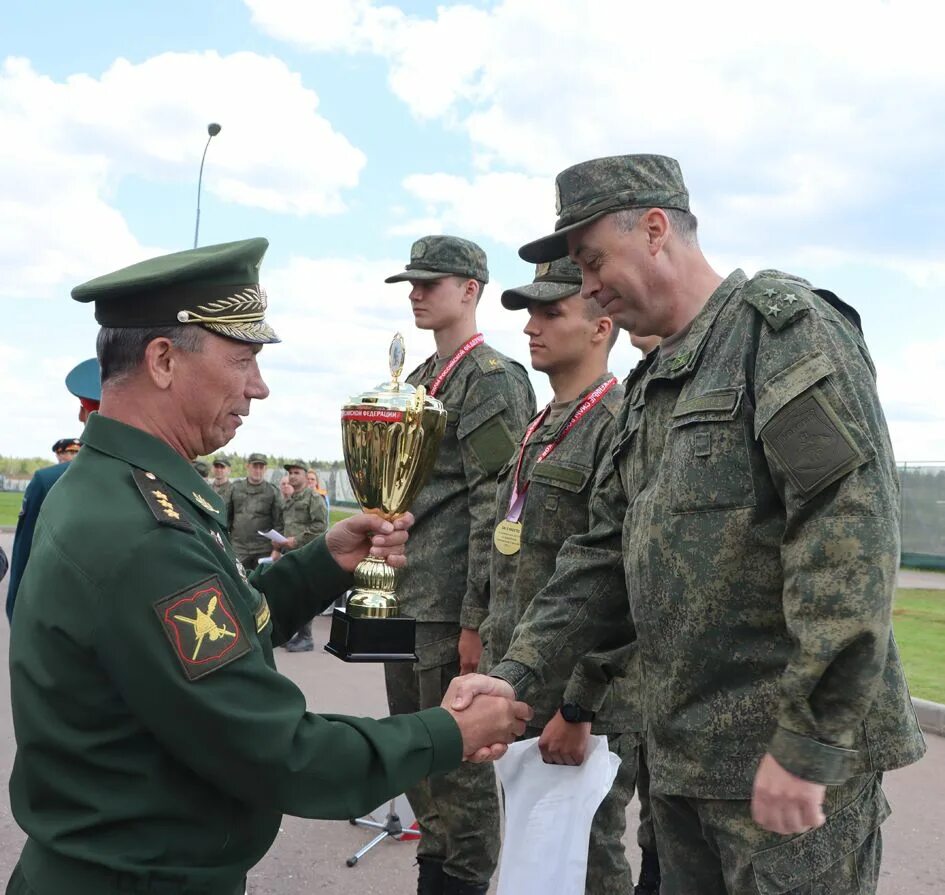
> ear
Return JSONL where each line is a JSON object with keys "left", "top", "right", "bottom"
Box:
{"left": 142, "top": 337, "right": 177, "bottom": 391}
{"left": 642, "top": 208, "right": 670, "bottom": 255}
{"left": 463, "top": 278, "right": 480, "bottom": 304}
{"left": 591, "top": 313, "right": 614, "bottom": 347}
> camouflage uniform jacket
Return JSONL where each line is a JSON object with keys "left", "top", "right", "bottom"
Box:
{"left": 226, "top": 478, "right": 283, "bottom": 559}
{"left": 399, "top": 341, "right": 536, "bottom": 628}
{"left": 492, "top": 269, "right": 926, "bottom": 799}
{"left": 211, "top": 479, "right": 233, "bottom": 502}
{"left": 483, "top": 374, "right": 640, "bottom": 733}
{"left": 282, "top": 486, "right": 328, "bottom": 550}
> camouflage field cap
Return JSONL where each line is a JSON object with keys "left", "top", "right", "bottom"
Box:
{"left": 212, "top": 455, "right": 231, "bottom": 468}
{"left": 519, "top": 155, "right": 689, "bottom": 263}
{"left": 71, "top": 238, "right": 280, "bottom": 344}
{"left": 501, "top": 257, "right": 583, "bottom": 310}
{"left": 192, "top": 460, "right": 210, "bottom": 477}
{"left": 283, "top": 458, "right": 309, "bottom": 472}
{"left": 384, "top": 235, "right": 489, "bottom": 284}
{"left": 247, "top": 452, "right": 268, "bottom": 465}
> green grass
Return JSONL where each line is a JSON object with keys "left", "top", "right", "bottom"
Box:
{"left": 893, "top": 588, "right": 945, "bottom": 704}
{"left": 329, "top": 505, "right": 357, "bottom": 526}
{"left": 0, "top": 491, "right": 24, "bottom": 526}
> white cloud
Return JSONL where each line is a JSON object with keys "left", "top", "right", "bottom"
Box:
{"left": 0, "top": 51, "right": 365, "bottom": 299}
{"left": 248, "top": 0, "right": 945, "bottom": 265}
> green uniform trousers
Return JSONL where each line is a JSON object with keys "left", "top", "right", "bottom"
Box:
{"left": 385, "top": 624, "right": 500, "bottom": 885}
{"left": 651, "top": 773, "right": 887, "bottom": 894}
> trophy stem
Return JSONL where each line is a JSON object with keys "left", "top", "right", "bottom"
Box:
{"left": 347, "top": 555, "right": 400, "bottom": 619}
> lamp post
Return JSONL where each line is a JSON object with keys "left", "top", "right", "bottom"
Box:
{"left": 193, "top": 122, "right": 222, "bottom": 248}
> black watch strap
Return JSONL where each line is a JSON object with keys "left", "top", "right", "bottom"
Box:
{"left": 560, "top": 702, "right": 595, "bottom": 723}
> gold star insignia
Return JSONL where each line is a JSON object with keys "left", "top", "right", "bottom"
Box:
{"left": 763, "top": 288, "right": 778, "bottom": 298}
{"left": 783, "top": 293, "right": 798, "bottom": 304}
{"left": 768, "top": 304, "right": 781, "bottom": 316}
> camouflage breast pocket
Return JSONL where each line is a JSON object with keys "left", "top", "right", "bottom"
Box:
{"left": 523, "top": 461, "right": 593, "bottom": 544}
{"left": 612, "top": 407, "right": 643, "bottom": 495}
{"left": 666, "top": 387, "right": 756, "bottom": 514}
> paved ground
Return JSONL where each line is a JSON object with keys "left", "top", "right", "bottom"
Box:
{"left": 0, "top": 531, "right": 943, "bottom": 892}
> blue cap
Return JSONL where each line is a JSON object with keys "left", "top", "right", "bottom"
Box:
{"left": 64, "top": 358, "right": 102, "bottom": 402}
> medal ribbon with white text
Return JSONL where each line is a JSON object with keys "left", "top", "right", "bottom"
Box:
{"left": 427, "top": 333, "right": 485, "bottom": 397}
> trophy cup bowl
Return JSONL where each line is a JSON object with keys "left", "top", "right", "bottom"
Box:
{"left": 325, "top": 334, "right": 446, "bottom": 662}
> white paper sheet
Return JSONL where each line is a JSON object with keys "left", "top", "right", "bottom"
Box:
{"left": 494, "top": 735, "right": 620, "bottom": 895}
{"left": 257, "top": 528, "right": 288, "bottom": 546}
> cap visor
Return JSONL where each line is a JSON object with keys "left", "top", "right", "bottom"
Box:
{"left": 518, "top": 210, "right": 613, "bottom": 264}
{"left": 64, "top": 358, "right": 102, "bottom": 401}
{"left": 384, "top": 269, "right": 448, "bottom": 284}
{"left": 501, "top": 281, "right": 581, "bottom": 310}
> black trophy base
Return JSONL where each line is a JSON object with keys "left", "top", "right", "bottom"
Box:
{"left": 324, "top": 607, "right": 418, "bottom": 663}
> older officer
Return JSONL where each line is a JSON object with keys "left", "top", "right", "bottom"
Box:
{"left": 452, "top": 156, "right": 925, "bottom": 894}
{"left": 7, "top": 238, "right": 531, "bottom": 895}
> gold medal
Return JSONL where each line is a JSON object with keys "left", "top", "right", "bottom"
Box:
{"left": 494, "top": 520, "right": 522, "bottom": 556}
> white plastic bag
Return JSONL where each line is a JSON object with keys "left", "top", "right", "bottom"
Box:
{"left": 494, "top": 734, "right": 620, "bottom": 895}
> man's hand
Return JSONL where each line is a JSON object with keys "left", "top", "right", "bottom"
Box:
{"left": 285, "top": 536, "right": 298, "bottom": 549}
{"left": 538, "top": 710, "right": 591, "bottom": 766}
{"left": 325, "top": 512, "right": 414, "bottom": 573}
{"left": 444, "top": 692, "right": 532, "bottom": 762}
{"left": 269, "top": 548, "right": 282, "bottom": 562}
{"left": 751, "top": 753, "right": 827, "bottom": 835}
{"left": 458, "top": 627, "right": 483, "bottom": 675}
{"left": 444, "top": 673, "right": 515, "bottom": 711}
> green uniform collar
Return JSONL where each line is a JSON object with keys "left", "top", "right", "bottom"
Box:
{"left": 81, "top": 413, "right": 227, "bottom": 521}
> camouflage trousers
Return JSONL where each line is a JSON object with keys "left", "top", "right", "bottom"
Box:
{"left": 384, "top": 623, "right": 500, "bottom": 885}
{"left": 521, "top": 726, "right": 641, "bottom": 895}
{"left": 651, "top": 773, "right": 888, "bottom": 894}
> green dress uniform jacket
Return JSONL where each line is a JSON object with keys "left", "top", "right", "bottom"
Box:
{"left": 8, "top": 413, "right": 462, "bottom": 895}
{"left": 281, "top": 486, "right": 328, "bottom": 550}
{"left": 6, "top": 462, "right": 69, "bottom": 623}
{"left": 225, "top": 477, "right": 283, "bottom": 560}
{"left": 399, "top": 343, "right": 536, "bottom": 629}
{"left": 483, "top": 375, "right": 640, "bottom": 733}
{"left": 492, "top": 270, "right": 925, "bottom": 799}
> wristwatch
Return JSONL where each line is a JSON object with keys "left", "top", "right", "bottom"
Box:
{"left": 560, "top": 702, "right": 596, "bottom": 723}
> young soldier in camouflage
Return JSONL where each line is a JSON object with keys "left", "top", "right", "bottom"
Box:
{"left": 226, "top": 452, "right": 283, "bottom": 571}
{"left": 277, "top": 459, "right": 329, "bottom": 652}
{"left": 450, "top": 155, "right": 926, "bottom": 894}
{"left": 210, "top": 455, "right": 233, "bottom": 501}
{"left": 384, "top": 235, "right": 536, "bottom": 895}
{"left": 483, "top": 257, "right": 654, "bottom": 895}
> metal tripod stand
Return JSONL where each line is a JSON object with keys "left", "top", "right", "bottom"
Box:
{"left": 345, "top": 797, "right": 419, "bottom": 867}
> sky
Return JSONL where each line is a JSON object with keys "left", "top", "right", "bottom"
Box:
{"left": 1, "top": 0, "right": 943, "bottom": 463}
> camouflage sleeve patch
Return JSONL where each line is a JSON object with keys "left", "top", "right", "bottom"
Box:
{"left": 154, "top": 576, "right": 251, "bottom": 680}
{"left": 132, "top": 469, "right": 194, "bottom": 533}
{"left": 761, "top": 387, "right": 869, "bottom": 498}
{"left": 458, "top": 392, "right": 516, "bottom": 474}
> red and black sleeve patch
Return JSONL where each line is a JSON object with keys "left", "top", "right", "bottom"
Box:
{"left": 154, "top": 576, "right": 251, "bottom": 681}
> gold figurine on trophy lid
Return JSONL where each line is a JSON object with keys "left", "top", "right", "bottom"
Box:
{"left": 326, "top": 333, "right": 447, "bottom": 662}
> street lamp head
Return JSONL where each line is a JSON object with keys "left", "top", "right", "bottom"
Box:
{"left": 207, "top": 122, "right": 222, "bottom": 137}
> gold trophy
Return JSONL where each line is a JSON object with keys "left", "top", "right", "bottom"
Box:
{"left": 325, "top": 333, "right": 447, "bottom": 662}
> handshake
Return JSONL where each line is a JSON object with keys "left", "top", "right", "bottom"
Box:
{"left": 440, "top": 674, "right": 532, "bottom": 762}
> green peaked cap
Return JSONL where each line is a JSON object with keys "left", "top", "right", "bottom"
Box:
{"left": 71, "top": 238, "right": 279, "bottom": 344}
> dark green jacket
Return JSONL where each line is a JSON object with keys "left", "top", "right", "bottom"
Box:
{"left": 8, "top": 413, "right": 462, "bottom": 895}
{"left": 493, "top": 270, "right": 925, "bottom": 798}
{"left": 483, "top": 375, "right": 640, "bottom": 733}
{"left": 400, "top": 342, "right": 536, "bottom": 628}
{"left": 6, "top": 462, "right": 69, "bottom": 622}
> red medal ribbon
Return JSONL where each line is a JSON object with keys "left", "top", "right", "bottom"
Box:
{"left": 506, "top": 376, "right": 618, "bottom": 522}
{"left": 427, "top": 333, "right": 485, "bottom": 397}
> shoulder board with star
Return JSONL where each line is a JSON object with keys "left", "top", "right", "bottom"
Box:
{"left": 132, "top": 469, "right": 194, "bottom": 533}
{"left": 742, "top": 276, "right": 812, "bottom": 331}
